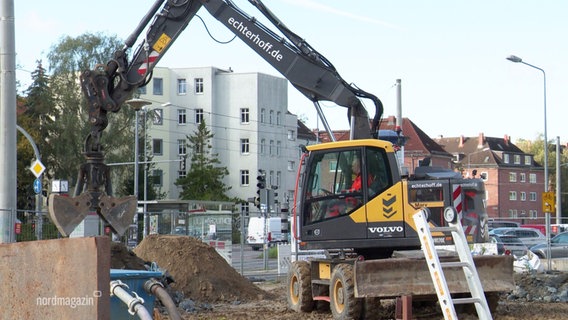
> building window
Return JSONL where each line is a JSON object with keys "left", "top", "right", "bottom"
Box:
{"left": 520, "top": 173, "right": 526, "bottom": 183}
{"left": 276, "top": 171, "right": 281, "bottom": 187}
{"left": 194, "top": 78, "right": 204, "bottom": 94}
{"left": 195, "top": 109, "right": 204, "bottom": 124}
{"left": 276, "top": 141, "right": 281, "bottom": 156}
{"left": 241, "top": 203, "right": 250, "bottom": 216}
{"left": 529, "top": 173, "right": 537, "bottom": 183}
{"left": 152, "top": 169, "right": 163, "bottom": 186}
{"left": 269, "top": 170, "right": 274, "bottom": 186}
{"left": 260, "top": 108, "right": 265, "bottom": 123}
{"left": 260, "top": 138, "right": 266, "bottom": 155}
{"left": 529, "top": 210, "right": 537, "bottom": 218}
{"left": 418, "top": 158, "right": 430, "bottom": 167}
{"left": 240, "top": 170, "right": 250, "bottom": 186}
{"left": 152, "top": 109, "right": 163, "bottom": 125}
{"left": 514, "top": 154, "right": 521, "bottom": 164}
{"left": 509, "top": 172, "right": 517, "bottom": 182}
{"left": 509, "top": 209, "right": 518, "bottom": 218}
{"left": 241, "top": 108, "right": 250, "bottom": 124}
{"left": 288, "top": 161, "right": 295, "bottom": 171}
{"left": 153, "top": 139, "right": 163, "bottom": 155}
{"left": 503, "top": 154, "right": 510, "bottom": 163}
{"left": 269, "top": 140, "right": 274, "bottom": 156}
{"left": 524, "top": 155, "right": 532, "bottom": 165}
{"left": 509, "top": 191, "right": 517, "bottom": 201}
{"left": 177, "top": 78, "right": 187, "bottom": 95}
{"left": 529, "top": 192, "right": 537, "bottom": 201}
{"left": 269, "top": 110, "right": 274, "bottom": 125}
{"left": 178, "top": 139, "right": 186, "bottom": 156}
{"left": 276, "top": 111, "right": 281, "bottom": 125}
{"left": 287, "top": 130, "right": 295, "bottom": 141}
{"left": 153, "top": 78, "right": 163, "bottom": 95}
{"left": 520, "top": 192, "right": 526, "bottom": 201}
{"left": 178, "top": 170, "right": 187, "bottom": 179}
{"left": 178, "top": 109, "right": 187, "bottom": 124}
{"left": 241, "top": 138, "right": 250, "bottom": 154}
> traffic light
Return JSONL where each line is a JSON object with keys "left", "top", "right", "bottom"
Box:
{"left": 256, "top": 170, "right": 266, "bottom": 210}
{"left": 256, "top": 170, "right": 266, "bottom": 190}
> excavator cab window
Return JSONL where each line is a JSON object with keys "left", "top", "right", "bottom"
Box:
{"left": 302, "top": 148, "right": 391, "bottom": 224}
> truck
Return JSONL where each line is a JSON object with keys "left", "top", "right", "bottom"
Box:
{"left": 246, "top": 216, "right": 285, "bottom": 251}
{"left": 46, "top": 1, "right": 514, "bottom": 319}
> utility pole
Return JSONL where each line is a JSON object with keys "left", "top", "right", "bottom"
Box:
{"left": 0, "top": 0, "right": 18, "bottom": 243}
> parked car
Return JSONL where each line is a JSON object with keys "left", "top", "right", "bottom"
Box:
{"left": 488, "top": 220, "right": 520, "bottom": 231}
{"left": 530, "top": 232, "right": 568, "bottom": 259}
{"left": 490, "top": 234, "right": 528, "bottom": 257}
{"left": 489, "top": 227, "right": 546, "bottom": 247}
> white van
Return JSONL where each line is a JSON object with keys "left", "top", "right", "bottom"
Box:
{"left": 246, "top": 217, "right": 285, "bottom": 251}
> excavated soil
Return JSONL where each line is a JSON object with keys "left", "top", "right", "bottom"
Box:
{"left": 109, "top": 236, "right": 568, "bottom": 319}
{"left": 132, "top": 235, "right": 270, "bottom": 303}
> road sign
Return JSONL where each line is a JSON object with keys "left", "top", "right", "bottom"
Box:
{"left": 542, "top": 191, "right": 555, "bottom": 213}
{"left": 33, "top": 178, "right": 42, "bottom": 194}
{"left": 29, "top": 159, "right": 46, "bottom": 178}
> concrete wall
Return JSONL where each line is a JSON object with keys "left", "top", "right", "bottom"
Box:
{"left": 0, "top": 237, "right": 110, "bottom": 319}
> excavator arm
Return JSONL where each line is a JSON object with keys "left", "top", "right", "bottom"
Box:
{"left": 49, "top": 0, "right": 384, "bottom": 237}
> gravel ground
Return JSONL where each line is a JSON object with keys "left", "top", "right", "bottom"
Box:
{"left": 170, "top": 272, "right": 568, "bottom": 320}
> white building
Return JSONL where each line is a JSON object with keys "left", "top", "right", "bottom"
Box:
{"left": 138, "top": 66, "right": 307, "bottom": 213}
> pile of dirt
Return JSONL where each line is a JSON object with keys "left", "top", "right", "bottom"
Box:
{"left": 133, "top": 235, "right": 270, "bottom": 303}
{"left": 110, "top": 241, "right": 147, "bottom": 270}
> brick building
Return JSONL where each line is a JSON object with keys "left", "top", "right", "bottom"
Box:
{"left": 436, "top": 133, "right": 544, "bottom": 221}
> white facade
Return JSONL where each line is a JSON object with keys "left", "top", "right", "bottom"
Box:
{"left": 139, "top": 66, "right": 301, "bottom": 210}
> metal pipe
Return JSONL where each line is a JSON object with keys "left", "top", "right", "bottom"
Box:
{"left": 145, "top": 278, "right": 182, "bottom": 320}
{"left": 556, "top": 136, "right": 561, "bottom": 224}
{"left": 110, "top": 280, "right": 153, "bottom": 320}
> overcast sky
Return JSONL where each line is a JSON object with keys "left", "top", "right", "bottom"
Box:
{"left": 15, "top": 0, "right": 568, "bottom": 142}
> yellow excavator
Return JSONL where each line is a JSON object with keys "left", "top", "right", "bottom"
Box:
{"left": 45, "top": 1, "right": 514, "bottom": 319}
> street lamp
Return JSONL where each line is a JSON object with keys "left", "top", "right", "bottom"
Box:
{"left": 126, "top": 99, "right": 152, "bottom": 202}
{"left": 506, "top": 55, "right": 548, "bottom": 192}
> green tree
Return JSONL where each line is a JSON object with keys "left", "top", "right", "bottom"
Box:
{"left": 45, "top": 32, "right": 135, "bottom": 195}
{"left": 17, "top": 61, "right": 55, "bottom": 212}
{"left": 175, "top": 120, "right": 232, "bottom": 201}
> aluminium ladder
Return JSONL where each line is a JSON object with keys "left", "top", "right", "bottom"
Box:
{"left": 413, "top": 208, "right": 492, "bottom": 320}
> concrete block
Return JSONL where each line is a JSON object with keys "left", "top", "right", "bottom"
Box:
{"left": 0, "top": 236, "right": 110, "bottom": 320}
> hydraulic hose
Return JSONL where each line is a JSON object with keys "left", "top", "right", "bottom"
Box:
{"left": 110, "top": 280, "right": 153, "bottom": 320}
{"left": 145, "top": 278, "right": 182, "bottom": 320}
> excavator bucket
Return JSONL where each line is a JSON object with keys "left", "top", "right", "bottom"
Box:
{"left": 354, "top": 255, "right": 515, "bottom": 298}
{"left": 48, "top": 194, "right": 138, "bottom": 237}
{"left": 48, "top": 193, "right": 93, "bottom": 237}
{"left": 97, "top": 194, "right": 138, "bottom": 236}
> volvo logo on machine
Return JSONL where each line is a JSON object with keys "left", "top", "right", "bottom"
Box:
{"left": 368, "top": 226, "right": 403, "bottom": 234}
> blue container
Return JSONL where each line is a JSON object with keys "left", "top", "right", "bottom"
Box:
{"left": 110, "top": 269, "right": 163, "bottom": 320}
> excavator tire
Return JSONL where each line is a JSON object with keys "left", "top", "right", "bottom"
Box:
{"left": 330, "top": 263, "right": 362, "bottom": 320}
{"left": 287, "top": 260, "right": 314, "bottom": 312}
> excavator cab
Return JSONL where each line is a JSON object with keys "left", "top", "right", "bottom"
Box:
{"left": 295, "top": 139, "right": 423, "bottom": 257}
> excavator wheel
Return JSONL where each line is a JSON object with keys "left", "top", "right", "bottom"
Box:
{"left": 287, "top": 260, "right": 314, "bottom": 312}
{"left": 330, "top": 263, "right": 362, "bottom": 320}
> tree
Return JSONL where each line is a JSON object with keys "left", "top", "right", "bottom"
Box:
{"left": 175, "top": 120, "right": 232, "bottom": 201}
{"left": 44, "top": 32, "right": 136, "bottom": 196}
{"left": 17, "top": 61, "right": 54, "bottom": 212}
